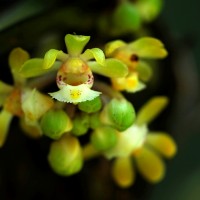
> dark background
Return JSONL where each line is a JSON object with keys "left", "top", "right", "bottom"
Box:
{"left": 0, "top": 0, "right": 200, "bottom": 199}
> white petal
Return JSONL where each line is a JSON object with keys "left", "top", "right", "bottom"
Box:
{"left": 49, "top": 84, "right": 101, "bottom": 103}
{"left": 104, "top": 124, "right": 148, "bottom": 159}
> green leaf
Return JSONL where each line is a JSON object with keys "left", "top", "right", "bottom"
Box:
{"left": 43, "top": 49, "right": 67, "bottom": 69}
{"left": 136, "top": 96, "right": 169, "bottom": 125}
{"left": 20, "top": 59, "right": 61, "bottom": 78}
{"left": 65, "top": 34, "right": 90, "bottom": 56}
{"left": 81, "top": 48, "right": 105, "bottom": 66}
{"left": 88, "top": 58, "right": 128, "bottom": 78}
{"left": 129, "top": 37, "right": 168, "bottom": 58}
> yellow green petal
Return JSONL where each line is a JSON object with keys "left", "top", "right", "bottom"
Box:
{"left": 20, "top": 118, "right": 42, "bottom": 139}
{"left": 65, "top": 34, "right": 90, "bottom": 56}
{"left": 43, "top": 49, "right": 67, "bottom": 69}
{"left": 146, "top": 132, "right": 177, "bottom": 158}
{"left": 137, "top": 61, "right": 153, "bottom": 82}
{"left": 82, "top": 143, "right": 100, "bottom": 160}
{"left": 0, "top": 81, "right": 13, "bottom": 106}
{"left": 88, "top": 58, "right": 128, "bottom": 78}
{"left": 136, "top": 96, "right": 169, "bottom": 125}
{"left": 111, "top": 157, "right": 135, "bottom": 188}
{"left": 81, "top": 48, "right": 105, "bottom": 66}
{"left": 135, "top": 146, "right": 165, "bottom": 183}
{"left": 129, "top": 37, "right": 168, "bottom": 58}
{"left": 0, "top": 109, "right": 13, "bottom": 147}
{"left": 104, "top": 40, "right": 127, "bottom": 57}
{"left": 20, "top": 59, "right": 61, "bottom": 78}
{"left": 9, "top": 47, "right": 30, "bottom": 73}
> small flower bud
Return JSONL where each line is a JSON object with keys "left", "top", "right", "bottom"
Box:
{"left": 78, "top": 96, "right": 102, "bottom": 113}
{"left": 40, "top": 109, "right": 72, "bottom": 139}
{"left": 71, "top": 113, "right": 90, "bottom": 136}
{"left": 48, "top": 135, "right": 83, "bottom": 176}
{"left": 101, "top": 99, "right": 136, "bottom": 131}
{"left": 112, "top": 2, "right": 141, "bottom": 34}
{"left": 90, "top": 126, "right": 118, "bottom": 151}
{"left": 89, "top": 112, "right": 102, "bottom": 129}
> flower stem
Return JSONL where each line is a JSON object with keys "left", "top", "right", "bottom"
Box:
{"left": 94, "top": 80, "right": 125, "bottom": 100}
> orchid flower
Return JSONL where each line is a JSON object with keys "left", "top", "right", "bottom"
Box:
{"left": 20, "top": 34, "right": 128, "bottom": 104}
{"left": 103, "top": 96, "right": 177, "bottom": 188}
{"left": 0, "top": 48, "right": 54, "bottom": 146}
{"left": 105, "top": 37, "right": 168, "bottom": 92}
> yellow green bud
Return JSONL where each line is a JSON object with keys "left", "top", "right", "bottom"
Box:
{"left": 89, "top": 112, "right": 102, "bottom": 129}
{"left": 48, "top": 135, "right": 83, "bottom": 176}
{"left": 112, "top": 2, "right": 141, "bottom": 34}
{"left": 40, "top": 109, "right": 72, "bottom": 139}
{"left": 90, "top": 126, "right": 118, "bottom": 151}
{"left": 78, "top": 96, "right": 102, "bottom": 113}
{"left": 71, "top": 113, "right": 89, "bottom": 136}
{"left": 101, "top": 99, "right": 136, "bottom": 131}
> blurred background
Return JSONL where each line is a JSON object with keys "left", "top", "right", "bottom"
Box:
{"left": 0, "top": 0, "right": 200, "bottom": 199}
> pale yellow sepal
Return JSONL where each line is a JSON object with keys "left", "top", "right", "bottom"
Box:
{"left": 135, "top": 146, "right": 165, "bottom": 183}
{"left": 147, "top": 132, "right": 177, "bottom": 158}
{"left": 105, "top": 40, "right": 127, "bottom": 57}
{"left": 9, "top": 47, "right": 30, "bottom": 73}
{"left": 0, "top": 81, "right": 13, "bottom": 106}
{"left": 22, "top": 88, "right": 54, "bottom": 124}
{"left": 112, "top": 157, "right": 135, "bottom": 188}
{"left": 49, "top": 84, "right": 101, "bottom": 104}
{"left": 129, "top": 37, "right": 168, "bottom": 58}
{"left": 0, "top": 109, "right": 13, "bottom": 147}
{"left": 20, "top": 118, "right": 42, "bottom": 139}
{"left": 136, "top": 96, "right": 169, "bottom": 125}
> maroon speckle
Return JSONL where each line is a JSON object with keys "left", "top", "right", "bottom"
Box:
{"left": 130, "top": 54, "right": 139, "bottom": 62}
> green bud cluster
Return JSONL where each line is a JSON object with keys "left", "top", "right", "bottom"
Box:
{"left": 78, "top": 96, "right": 102, "bottom": 113}
{"left": 71, "top": 112, "right": 90, "bottom": 136}
{"left": 40, "top": 109, "right": 72, "bottom": 139}
{"left": 101, "top": 99, "right": 136, "bottom": 131}
{"left": 90, "top": 126, "right": 118, "bottom": 151}
{"left": 48, "top": 135, "right": 83, "bottom": 176}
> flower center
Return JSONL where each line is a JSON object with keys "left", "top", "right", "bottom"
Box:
{"left": 56, "top": 57, "right": 94, "bottom": 89}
